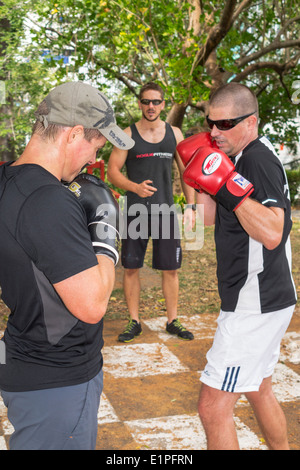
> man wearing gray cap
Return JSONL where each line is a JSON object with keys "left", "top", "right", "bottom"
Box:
{"left": 0, "top": 81, "right": 134, "bottom": 450}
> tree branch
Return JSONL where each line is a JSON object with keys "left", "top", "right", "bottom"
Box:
{"left": 190, "top": 0, "right": 255, "bottom": 75}
{"left": 189, "top": 100, "right": 207, "bottom": 112}
{"left": 274, "top": 15, "right": 300, "bottom": 41}
{"left": 109, "top": 0, "right": 169, "bottom": 87}
{"left": 232, "top": 53, "right": 300, "bottom": 107}
{"left": 148, "top": 2, "right": 169, "bottom": 87}
{"left": 237, "top": 39, "right": 300, "bottom": 69}
{"left": 231, "top": 0, "right": 255, "bottom": 23}
{"left": 232, "top": 58, "right": 297, "bottom": 82}
{"left": 190, "top": 0, "right": 237, "bottom": 74}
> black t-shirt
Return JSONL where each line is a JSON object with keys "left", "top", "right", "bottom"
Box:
{"left": 125, "top": 123, "right": 177, "bottom": 214}
{"left": 0, "top": 163, "right": 101, "bottom": 392}
{"left": 215, "top": 136, "right": 297, "bottom": 314}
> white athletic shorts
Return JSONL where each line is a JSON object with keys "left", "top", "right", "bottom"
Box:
{"left": 200, "top": 305, "right": 295, "bottom": 393}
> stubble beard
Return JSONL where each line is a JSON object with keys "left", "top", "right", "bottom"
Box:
{"left": 142, "top": 112, "right": 160, "bottom": 122}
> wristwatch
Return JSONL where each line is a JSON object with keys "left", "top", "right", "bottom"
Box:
{"left": 186, "top": 204, "right": 196, "bottom": 211}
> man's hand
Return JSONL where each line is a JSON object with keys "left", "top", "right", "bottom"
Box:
{"left": 135, "top": 179, "right": 157, "bottom": 198}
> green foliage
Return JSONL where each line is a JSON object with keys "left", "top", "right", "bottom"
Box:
{"left": 0, "top": 0, "right": 57, "bottom": 158}
{"left": 286, "top": 169, "right": 300, "bottom": 206}
{"left": 173, "top": 192, "right": 186, "bottom": 210}
{"left": 0, "top": 0, "right": 299, "bottom": 161}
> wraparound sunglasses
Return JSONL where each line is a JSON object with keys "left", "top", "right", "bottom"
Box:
{"left": 140, "top": 99, "right": 163, "bottom": 106}
{"left": 206, "top": 111, "right": 256, "bottom": 130}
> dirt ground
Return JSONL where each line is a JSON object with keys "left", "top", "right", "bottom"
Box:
{"left": 95, "top": 310, "right": 300, "bottom": 451}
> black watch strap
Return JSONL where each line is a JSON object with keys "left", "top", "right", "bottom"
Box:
{"left": 186, "top": 204, "right": 196, "bottom": 211}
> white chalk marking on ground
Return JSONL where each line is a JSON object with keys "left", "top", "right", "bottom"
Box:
{"left": 98, "top": 393, "right": 120, "bottom": 425}
{"left": 125, "top": 414, "right": 267, "bottom": 451}
{"left": 143, "top": 314, "right": 217, "bottom": 341}
{"left": 1, "top": 416, "right": 14, "bottom": 435}
{"left": 271, "top": 362, "right": 300, "bottom": 402}
{"left": 0, "top": 396, "right": 10, "bottom": 450}
{"left": 103, "top": 343, "right": 189, "bottom": 379}
{"left": 280, "top": 332, "right": 300, "bottom": 364}
{"left": 0, "top": 435, "right": 7, "bottom": 451}
{"left": 0, "top": 394, "right": 7, "bottom": 417}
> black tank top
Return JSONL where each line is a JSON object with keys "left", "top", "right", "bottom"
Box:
{"left": 125, "top": 122, "right": 177, "bottom": 213}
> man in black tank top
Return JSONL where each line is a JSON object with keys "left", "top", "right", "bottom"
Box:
{"left": 108, "top": 82, "right": 196, "bottom": 343}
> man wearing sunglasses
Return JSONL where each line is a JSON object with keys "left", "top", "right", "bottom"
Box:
{"left": 177, "top": 82, "right": 296, "bottom": 450}
{"left": 108, "top": 82, "right": 196, "bottom": 343}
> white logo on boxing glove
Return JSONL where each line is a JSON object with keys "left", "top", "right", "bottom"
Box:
{"left": 202, "top": 152, "right": 222, "bottom": 175}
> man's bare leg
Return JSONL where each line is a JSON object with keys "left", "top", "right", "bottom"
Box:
{"left": 245, "top": 376, "right": 289, "bottom": 450}
{"left": 198, "top": 383, "right": 241, "bottom": 450}
{"left": 162, "top": 270, "right": 179, "bottom": 323}
{"left": 123, "top": 268, "right": 141, "bottom": 321}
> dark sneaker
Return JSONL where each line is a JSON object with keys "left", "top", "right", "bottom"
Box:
{"left": 118, "top": 319, "right": 142, "bottom": 343}
{"left": 166, "top": 318, "right": 194, "bottom": 340}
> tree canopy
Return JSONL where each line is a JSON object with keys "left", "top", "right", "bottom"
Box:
{"left": 0, "top": 0, "right": 299, "bottom": 161}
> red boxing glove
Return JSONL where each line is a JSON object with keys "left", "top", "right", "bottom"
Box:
{"left": 176, "top": 132, "right": 219, "bottom": 167}
{"left": 183, "top": 146, "right": 254, "bottom": 211}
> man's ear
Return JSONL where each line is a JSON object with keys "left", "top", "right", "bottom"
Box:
{"left": 66, "top": 125, "right": 85, "bottom": 143}
{"left": 247, "top": 114, "right": 258, "bottom": 130}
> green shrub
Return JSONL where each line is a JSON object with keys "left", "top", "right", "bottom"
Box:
{"left": 173, "top": 193, "right": 186, "bottom": 210}
{"left": 286, "top": 169, "right": 300, "bottom": 206}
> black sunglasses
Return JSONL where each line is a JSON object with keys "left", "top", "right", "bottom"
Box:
{"left": 206, "top": 111, "right": 256, "bottom": 131}
{"left": 140, "top": 99, "right": 163, "bottom": 106}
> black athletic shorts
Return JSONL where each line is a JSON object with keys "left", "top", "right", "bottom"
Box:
{"left": 121, "top": 214, "right": 182, "bottom": 270}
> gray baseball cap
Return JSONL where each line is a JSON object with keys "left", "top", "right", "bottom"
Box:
{"left": 35, "top": 81, "right": 135, "bottom": 150}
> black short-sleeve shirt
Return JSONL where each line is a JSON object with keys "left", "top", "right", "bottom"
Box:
{"left": 0, "top": 163, "right": 101, "bottom": 392}
{"left": 215, "top": 136, "right": 297, "bottom": 314}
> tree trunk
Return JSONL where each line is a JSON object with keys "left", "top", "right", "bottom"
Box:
{"left": 166, "top": 102, "right": 188, "bottom": 129}
{"left": 166, "top": 103, "right": 188, "bottom": 195}
{"left": 0, "top": 130, "right": 15, "bottom": 161}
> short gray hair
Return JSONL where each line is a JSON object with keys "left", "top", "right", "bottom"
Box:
{"left": 210, "top": 83, "right": 258, "bottom": 117}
